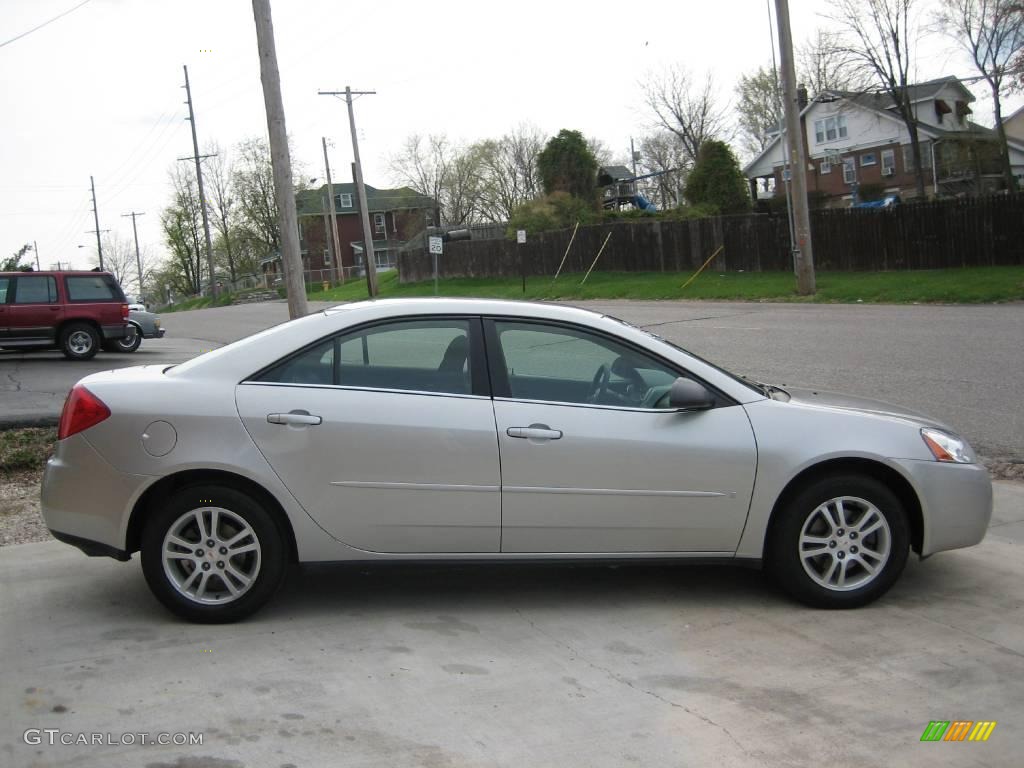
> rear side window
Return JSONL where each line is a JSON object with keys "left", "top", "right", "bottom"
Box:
{"left": 66, "top": 275, "right": 124, "bottom": 302}
{"left": 13, "top": 276, "right": 58, "bottom": 303}
{"left": 0, "top": 278, "right": 9, "bottom": 303}
{"left": 255, "top": 319, "right": 473, "bottom": 395}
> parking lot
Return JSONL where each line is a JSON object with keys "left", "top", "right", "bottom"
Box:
{"left": 2, "top": 298, "right": 1023, "bottom": 766}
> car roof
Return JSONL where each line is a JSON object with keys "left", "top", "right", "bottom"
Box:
{"left": 0, "top": 270, "right": 115, "bottom": 277}
{"left": 323, "top": 297, "right": 606, "bottom": 323}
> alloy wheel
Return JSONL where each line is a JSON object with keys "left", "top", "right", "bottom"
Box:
{"left": 798, "top": 496, "right": 892, "bottom": 592}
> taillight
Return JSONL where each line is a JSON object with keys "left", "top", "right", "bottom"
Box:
{"left": 57, "top": 385, "right": 111, "bottom": 440}
{"left": 121, "top": 303, "right": 129, "bottom": 320}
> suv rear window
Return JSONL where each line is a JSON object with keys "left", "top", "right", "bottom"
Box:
{"left": 66, "top": 275, "right": 124, "bottom": 302}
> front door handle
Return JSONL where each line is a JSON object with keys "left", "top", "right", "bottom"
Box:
{"left": 507, "top": 425, "right": 562, "bottom": 440}
{"left": 267, "top": 410, "right": 322, "bottom": 426}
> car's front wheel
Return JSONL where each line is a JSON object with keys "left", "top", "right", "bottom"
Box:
{"left": 103, "top": 328, "right": 141, "bottom": 353}
{"left": 768, "top": 474, "right": 910, "bottom": 608}
{"left": 141, "top": 485, "right": 287, "bottom": 623}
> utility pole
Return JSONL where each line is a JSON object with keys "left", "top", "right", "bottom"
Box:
{"left": 318, "top": 86, "right": 378, "bottom": 297}
{"left": 322, "top": 137, "right": 343, "bottom": 285}
{"left": 774, "top": 0, "right": 816, "bottom": 295}
{"left": 122, "top": 211, "right": 145, "bottom": 296}
{"left": 89, "top": 176, "right": 104, "bottom": 270}
{"left": 182, "top": 65, "right": 218, "bottom": 299}
{"left": 251, "top": 0, "right": 308, "bottom": 318}
{"left": 33, "top": 240, "right": 40, "bottom": 271}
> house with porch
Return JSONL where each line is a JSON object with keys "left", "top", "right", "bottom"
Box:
{"left": 744, "top": 76, "right": 1024, "bottom": 206}
{"left": 260, "top": 183, "right": 437, "bottom": 282}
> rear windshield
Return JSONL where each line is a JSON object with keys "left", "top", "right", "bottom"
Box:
{"left": 65, "top": 275, "right": 125, "bottom": 302}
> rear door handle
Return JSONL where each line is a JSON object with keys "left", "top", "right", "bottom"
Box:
{"left": 507, "top": 426, "right": 562, "bottom": 440}
{"left": 267, "top": 411, "right": 322, "bottom": 426}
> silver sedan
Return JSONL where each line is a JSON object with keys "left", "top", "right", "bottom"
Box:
{"left": 41, "top": 299, "right": 991, "bottom": 622}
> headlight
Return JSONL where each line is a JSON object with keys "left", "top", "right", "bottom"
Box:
{"left": 921, "top": 428, "right": 974, "bottom": 464}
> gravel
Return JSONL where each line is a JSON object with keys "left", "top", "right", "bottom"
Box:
{"left": 0, "top": 469, "right": 49, "bottom": 547}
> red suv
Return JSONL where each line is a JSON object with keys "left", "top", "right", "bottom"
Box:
{"left": 0, "top": 270, "right": 132, "bottom": 360}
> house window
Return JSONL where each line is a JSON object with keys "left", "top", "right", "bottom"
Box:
{"left": 336, "top": 193, "right": 353, "bottom": 208}
{"left": 881, "top": 149, "right": 896, "bottom": 176}
{"left": 820, "top": 158, "right": 832, "bottom": 175}
{"left": 842, "top": 158, "right": 856, "bottom": 184}
{"left": 373, "top": 213, "right": 386, "bottom": 234}
{"left": 860, "top": 153, "right": 877, "bottom": 167}
{"left": 323, "top": 248, "right": 331, "bottom": 265}
{"left": 903, "top": 142, "right": 933, "bottom": 172}
{"left": 374, "top": 250, "right": 396, "bottom": 269}
{"left": 814, "top": 115, "right": 848, "bottom": 144}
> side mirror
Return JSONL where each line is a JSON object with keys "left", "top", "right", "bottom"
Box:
{"left": 668, "top": 377, "right": 716, "bottom": 411}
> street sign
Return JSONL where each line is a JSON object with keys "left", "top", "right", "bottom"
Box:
{"left": 428, "top": 236, "right": 443, "bottom": 254}
{"left": 516, "top": 229, "right": 526, "bottom": 244}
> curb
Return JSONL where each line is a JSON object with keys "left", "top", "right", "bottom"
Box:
{"left": 0, "top": 415, "right": 60, "bottom": 430}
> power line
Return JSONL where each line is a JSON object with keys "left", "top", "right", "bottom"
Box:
{"left": 0, "top": 0, "right": 92, "bottom": 50}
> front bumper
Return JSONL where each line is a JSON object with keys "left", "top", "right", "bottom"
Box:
{"left": 145, "top": 327, "right": 166, "bottom": 339}
{"left": 41, "top": 433, "right": 151, "bottom": 556}
{"left": 892, "top": 458, "right": 993, "bottom": 556}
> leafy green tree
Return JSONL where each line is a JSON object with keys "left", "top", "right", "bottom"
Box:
{"left": 536, "top": 130, "right": 598, "bottom": 202}
{"left": 2, "top": 244, "right": 33, "bottom": 271}
{"left": 684, "top": 141, "right": 751, "bottom": 214}
{"left": 507, "top": 192, "right": 596, "bottom": 235}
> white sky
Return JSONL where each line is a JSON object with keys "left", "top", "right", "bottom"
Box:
{"left": 2, "top": 0, "right": 1019, "bottom": 271}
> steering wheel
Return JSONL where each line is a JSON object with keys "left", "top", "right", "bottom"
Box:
{"left": 589, "top": 364, "right": 611, "bottom": 403}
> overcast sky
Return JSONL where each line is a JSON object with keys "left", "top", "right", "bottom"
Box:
{"left": 2, "top": 0, "right": 1018, "bottom": 273}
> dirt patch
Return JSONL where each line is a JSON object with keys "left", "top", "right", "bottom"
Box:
{"left": 0, "top": 468, "right": 48, "bottom": 546}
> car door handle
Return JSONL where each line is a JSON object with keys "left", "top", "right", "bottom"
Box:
{"left": 267, "top": 411, "right": 322, "bottom": 426}
{"left": 507, "top": 426, "right": 563, "bottom": 440}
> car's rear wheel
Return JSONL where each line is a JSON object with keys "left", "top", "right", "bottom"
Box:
{"left": 767, "top": 474, "right": 909, "bottom": 608}
{"left": 103, "top": 327, "right": 141, "bottom": 353}
{"left": 141, "top": 485, "right": 287, "bottom": 623}
{"left": 60, "top": 322, "right": 100, "bottom": 360}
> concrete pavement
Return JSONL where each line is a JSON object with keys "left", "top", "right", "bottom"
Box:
{"left": 1, "top": 482, "right": 1022, "bottom": 767}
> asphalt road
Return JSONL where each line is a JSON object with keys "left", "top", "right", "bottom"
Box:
{"left": 2, "top": 298, "right": 1022, "bottom": 461}
{"left": 2, "top": 481, "right": 1023, "bottom": 767}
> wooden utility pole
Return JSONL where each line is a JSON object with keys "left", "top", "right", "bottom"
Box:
{"left": 182, "top": 66, "right": 218, "bottom": 299}
{"left": 322, "top": 137, "right": 343, "bottom": 285}
{"left": 33, "top": 240, "right": 40, "bottom": 271}
{"left": 89, "top": 176, "right": 104, "bottom": 270}
{"left": 122, "top": 211, "right": 145, "bottom": 296}
{"left": 318, "top": 86, "right": 378, "bottom": 296}
{"left": 775, "top": 0, "right": 816, "bottom": 295}
{"left": 251, "top": 0, "right": 308, "bottom": 318}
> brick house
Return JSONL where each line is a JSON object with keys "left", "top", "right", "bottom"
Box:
{"left": 261, "top": 183, "right": 437, "bottom": 281}
{"left": 744, "top": 76, "right": 1024, "bottom": 206}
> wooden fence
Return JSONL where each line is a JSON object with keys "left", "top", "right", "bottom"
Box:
{"left": 398, "top": 193, "right": 1024, "bottom": 282}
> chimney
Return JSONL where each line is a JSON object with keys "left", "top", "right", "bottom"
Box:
{"left": 797, "top": 84, "right": 808, "bottom": 111}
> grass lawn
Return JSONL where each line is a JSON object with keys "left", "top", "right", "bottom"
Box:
{"left": 159, "top": 293, "right": 235, "bottom": 313}
{"left": 312, "top": 266, "right": 1024, "bottom": 305}
{"left": 0, "top": 427, "right": 56, "bottom": 475}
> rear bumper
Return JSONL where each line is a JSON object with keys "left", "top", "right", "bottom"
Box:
{"left": 100, "top": 323, "right": 131, "bottom": 340}
{"left": 41, "top": 433, "right": 151, "bottom": 553}
{"left": 891, "top": 458, "right": 993, "bottom": 556}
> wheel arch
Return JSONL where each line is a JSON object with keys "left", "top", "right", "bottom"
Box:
{"left": 58, "top": 317, "right": 101, "bottom": 339}
{"left": 764, "top": 457, "right": 924, "bottom": 560}
{"left": 126, "top": 469, "right": 298, "bottom": 562}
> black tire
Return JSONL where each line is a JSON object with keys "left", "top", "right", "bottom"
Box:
{"left": 767, "top": 474, "right": 909, "bottom": 608}
{"left": 60, "top": 322, "right": 100, "bottom": 360}
{"left": 141, "top": 484, "right": 288, "bottom": 623}
{"left": 103, "top": 328, "right": 141, "bottom": 353}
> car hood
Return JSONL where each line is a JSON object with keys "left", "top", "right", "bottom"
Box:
{"left": 779, "top": 387, "right": 953, "bottom": 431}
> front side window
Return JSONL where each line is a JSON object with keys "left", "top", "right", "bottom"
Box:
{"left": 256, "top": 319, "right": 473, "bottom": 396}
{"left": 66, "top": 275, "right": 121, "bottom": 301}
{"left": 14, "top": 276, "right": 58, "bottom": 303}
{"left": 492, "top": 321, "right": 680, "bottom": 409}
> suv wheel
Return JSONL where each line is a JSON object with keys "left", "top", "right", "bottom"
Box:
{"left": 60, "top": 322, "right": 100, "bottom": 361}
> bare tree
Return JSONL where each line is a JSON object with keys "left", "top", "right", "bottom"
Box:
{"left": 735, "top": 65, "right": 783, "bottom": 158}
{"left": 205, "top": 142, "right": 244, "bottom": 282}
{"left": 233, "top": 137, "right": 280, "bottom": 258}
{"left": 389, "top": 134, "right": 482, "bottom": 225}
{"left": 160, "top": 164, "right": 205, "bottom": 295}
{"left": 828, "top": 0, "right": 930, "bottom": 197}
{"left": 936, "top": 0, "right": 1024, "bottom": 189}
{"left": 644, "top": 66, "right": 731, "bottom": 165}
{"left": 797, "top": 30, "right": 867, "bottom": 96}
{"left": 471, "top": 125, "right": 544, "bottom": 222}
{"left": 94, "top": 232, "right": 153, "bottom": 296}
{"left": 637, "top": 131, "right": 690, "bottom": 208}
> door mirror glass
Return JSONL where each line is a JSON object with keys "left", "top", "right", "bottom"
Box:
{"left": 668, "top": 377, "right": 716, "bottom": 410}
